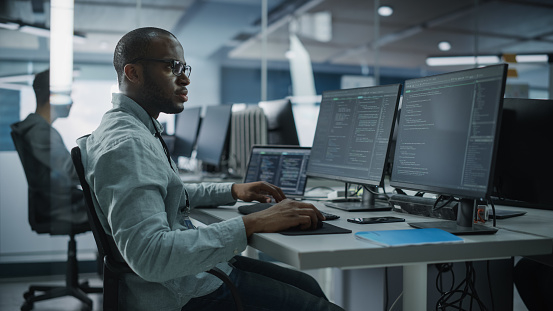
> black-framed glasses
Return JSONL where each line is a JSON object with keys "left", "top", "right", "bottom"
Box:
{"left": 129, "top": 57, "right": 191, "bottom": 78}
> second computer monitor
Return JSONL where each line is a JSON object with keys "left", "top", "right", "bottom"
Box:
{"left": 391, "top": 64, "right": 508, "bottom": 234}
{"left": 195, "top": 105, "right": 233, "bottom": 168}
{"left": 390, "top": 64, "right": 508, "bottom": 200}
{"left": 258, "top": 99, "right": 300, "bottom": 146}
{"left": 307, "top": 84, "right": 402, "bottom": 211}
{"left": 173, "top": 107, "right": 202, "bottom": 158}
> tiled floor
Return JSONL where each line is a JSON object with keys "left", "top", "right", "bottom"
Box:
{"left": 0, "top": 273, "right": 103, "bottom": 311}
{"left": 0, "top": 272, "right": 529, "bottom": 310}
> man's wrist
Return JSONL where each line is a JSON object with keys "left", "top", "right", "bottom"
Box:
{"left": 231, "top": 183, "right": 238, "bottom": 200}
{"left": 242, "top": 215, "right": 256, "bottom": 237}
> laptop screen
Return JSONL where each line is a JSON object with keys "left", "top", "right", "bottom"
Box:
{"left": 244, "top": 145, "right": 311, "bottom": 197}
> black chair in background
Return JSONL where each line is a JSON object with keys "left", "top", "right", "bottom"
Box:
{"left": 10, "top": 130, "right": 102, "bottom": 311}
{"left": 71, "top": 146, "right": 243, "bottom": 311}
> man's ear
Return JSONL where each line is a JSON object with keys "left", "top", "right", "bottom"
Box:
{"left": 123, "top": 63, "right": 142, "bottom": 85}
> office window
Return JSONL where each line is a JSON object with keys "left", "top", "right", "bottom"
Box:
{"left": 0, "top": 88, "right": 20, "bottom": 151}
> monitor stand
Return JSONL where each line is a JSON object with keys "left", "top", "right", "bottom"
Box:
{"left": 325, "top": 185, "right": 391, "bottom": 212}
{"left": 408, "top": 198, "right": 498, "bottom": 235}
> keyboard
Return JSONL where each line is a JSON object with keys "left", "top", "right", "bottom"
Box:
{"left": 238, "top": 202, "right": 340, "bottom": 220}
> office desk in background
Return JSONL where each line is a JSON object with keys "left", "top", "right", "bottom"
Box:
{"left": 191, "top": 201, "right": 553, "bottom": 311}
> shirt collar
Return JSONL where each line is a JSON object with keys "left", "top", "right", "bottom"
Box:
{"left": 111, "top": 93, "right": 164, "bottom": 135}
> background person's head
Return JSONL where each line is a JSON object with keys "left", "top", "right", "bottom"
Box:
{"left": 33, "top": 69, "right": 72, "bottom": 123}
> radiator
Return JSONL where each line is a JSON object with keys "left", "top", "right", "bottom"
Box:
{"left": 229, "top": 106, "right": 268, "bottom": 177}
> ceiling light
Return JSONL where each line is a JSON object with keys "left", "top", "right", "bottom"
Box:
{"left": 50, "top": 0, "right": 74, "bottom": 105}
{"left": 426, "top": 55, "right": 500, "bottom": 66}
{"left": 0, "top": 21, "right": 19, "bottom": 30}
{"left": 378, "top": 6, "right": 393, "bottom": 17}
{"left": 438, "top": 41, "right": 451, "bottom": 51}
{"left": 515, "top": 54, "right": 549, "bottom": 63}
{"left": 19, "top": 25, "right": 51, "bottom": 37}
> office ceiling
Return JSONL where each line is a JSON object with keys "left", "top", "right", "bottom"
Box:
{"left": 1, "top": 0, "right": 552, "bottom": 75}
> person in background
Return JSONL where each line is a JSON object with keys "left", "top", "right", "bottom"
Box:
{"left": 11, "top": 69, "right": 88, "bottom": 225}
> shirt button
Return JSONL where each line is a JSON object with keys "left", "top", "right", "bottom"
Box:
{"left": 233, "top": 249, "right": 239, "bottom": 255}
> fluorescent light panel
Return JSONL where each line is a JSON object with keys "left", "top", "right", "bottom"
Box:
{"left": 515, "top": 54, "right": 548, "bottom": 63}
{"left": 426, "top": 55, "right": 500, "bottom": 66}
{"left": 0, "top": 21, "right": 19, "bottom": 30}
{"left": 427, "top": 54, "right": 549, "bottom": 66}
{"left": 50, "top": 0, "right": 74, "bottom": 105}
{"left": 19, "top": 25, "right": 51, "bottom": 37}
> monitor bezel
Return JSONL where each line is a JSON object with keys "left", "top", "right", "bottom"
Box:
{"left": 306, "top": 83, "right": 402, "bottom": 188}
{"left": 390, "top": 64, "right": 509, "bottom": 200}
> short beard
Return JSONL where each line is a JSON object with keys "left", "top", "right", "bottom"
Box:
{"left": 141, "top": 66, "right": 183, "bottom": 115}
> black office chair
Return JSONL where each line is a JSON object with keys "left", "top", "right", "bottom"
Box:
{"left": 10, "top": 130, "right": 102, "bottom": 311}
{"left": 71, "top": 146, "right": 243, "bottom": 311}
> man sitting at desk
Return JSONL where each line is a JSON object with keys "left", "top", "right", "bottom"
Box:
{"left": 77, "top": 27, "right": 342, "bottom": 311}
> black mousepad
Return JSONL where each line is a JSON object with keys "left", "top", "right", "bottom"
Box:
{"left": 238, "top": 203, "right": 352, "bottom": 235}
{"left": 279, "top": 222, "right": 352, "bottom": 235}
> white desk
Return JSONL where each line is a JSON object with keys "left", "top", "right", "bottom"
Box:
{"left": 191, "top": 201, "right": 553, "bottom": 311}
{"left": 491, "top": 204, "right": 553, "bottom": 266}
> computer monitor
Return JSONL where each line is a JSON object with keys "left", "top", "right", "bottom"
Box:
{"left": 243, "top": 145, "right": 311, "bottom": 197}
{"left": 258, "top": 99, "right": 300, "bottom": 146}
{"left": 195, "top": 105, "right": 233, "bottom": 169}
{"left": 307, "top": 84, "right": 402, "bottom": 211}
{"left": 172, "top": 107, "right": 202, "bottom": 159}
{"left": 390, "top": 64, "right": 508, "bottom": 234}
{"left": 492, "top": 98, "right": 553, "bottom": 210}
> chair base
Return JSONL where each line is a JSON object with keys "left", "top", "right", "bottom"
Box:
{"left": 21, "top": 281, "right": 102, "bottom": 311}
{"left": 20, "top": 235, "right": 102, "bottom": 310}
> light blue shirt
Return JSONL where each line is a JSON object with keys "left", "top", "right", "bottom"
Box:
{"left": 77, "top": 93, "right": 247, "bottom": 310}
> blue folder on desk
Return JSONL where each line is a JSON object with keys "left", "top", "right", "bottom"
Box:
{"left": 355, "top": 228, "right": 464, "bottom": 247}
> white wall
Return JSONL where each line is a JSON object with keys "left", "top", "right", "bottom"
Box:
{"left": 185, "top": 56, "right": 222, "bottom": 107}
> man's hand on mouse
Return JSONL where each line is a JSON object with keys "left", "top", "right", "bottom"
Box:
{"left": 242, "top": 199, "right": 325, "bottom": 237}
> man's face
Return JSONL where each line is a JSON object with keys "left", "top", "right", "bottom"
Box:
{"left": 140, "top": 35, "right": 190, "bottom": 116}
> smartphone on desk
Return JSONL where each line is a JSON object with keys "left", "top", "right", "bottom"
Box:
{"left": 347, "top": 216, "right": 405, "bottom": 224}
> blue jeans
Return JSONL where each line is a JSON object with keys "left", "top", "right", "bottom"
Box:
{"left": 182, "top": 256, "right": 344, "bottom": 311}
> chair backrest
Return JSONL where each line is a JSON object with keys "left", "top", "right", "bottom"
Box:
{"left": 71, "top": 145, "right": 243, "bottom": 311}
{"left": 71, "top": 146, "right": 133, "bottom": 311}
{"left": 11, "top": 128, "right": 88, "bottom": 235}
{"left": 10, "top": 129, "right": 48, "bottom": 232}
{"left": 70, "top": 146, "right": 109, "bottom": 258}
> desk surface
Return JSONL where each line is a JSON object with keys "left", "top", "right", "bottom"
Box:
{"left": 191, "top": 200, "right": 553, "bottom": 271}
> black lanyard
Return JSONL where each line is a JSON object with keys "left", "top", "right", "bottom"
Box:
{"left": 150, "top": 117, "right": 175, "bottom": 172}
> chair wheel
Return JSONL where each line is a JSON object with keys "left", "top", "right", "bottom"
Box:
{"left": 21, "top": 301, "right": 33, "bottom": 311}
